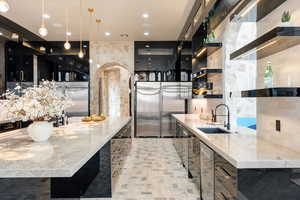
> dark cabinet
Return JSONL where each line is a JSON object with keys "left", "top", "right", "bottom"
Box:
{"left": 6, "top": 42, "right": 33, "bottom": 82}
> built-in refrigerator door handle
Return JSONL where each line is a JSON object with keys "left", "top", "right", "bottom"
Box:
{"left": 20, "top": 70, "right": 24, "bottom": 81}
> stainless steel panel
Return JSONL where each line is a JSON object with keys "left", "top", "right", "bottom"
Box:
{"left": 56, "top": 82, "right": 89, "bottom": 116}
{"left": 136, "top": 82, "right": 161, "bottom": 137}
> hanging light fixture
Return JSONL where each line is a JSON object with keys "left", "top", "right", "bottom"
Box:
{"left": 96, "top": 18, "right": 101, "bottom": 68}
{"left": 78, "top": 0, "right": 84, "bottom": 58}
{"left": 38, "top": 0, "right": 48, "bottom": 37}
{"left": 88, "top": 8, "right": 94, "bottom": 63}
{"left": 64, "top": 8, "right": 71, "bottom": 50}
{"left": 0, "top": 0, "right": 9, "bottom": 13}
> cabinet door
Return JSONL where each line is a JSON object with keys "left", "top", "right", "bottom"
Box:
{"left": 182, "top": 128, "right": 189, "bottom": 170}
{"left": 200, "top": 142, "right": 214, "bottom": 200}
{"left": 214, "top": 153, "right": 237, "bottom": 200}
{"left": 188, "top": 134, "right": 201, "bottom": 192}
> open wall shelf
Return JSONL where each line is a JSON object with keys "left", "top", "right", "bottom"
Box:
{"left": 241, "top": 88, "right": 300, "bottom": 97}
{"left": 230, "top": 27, "right": 300, "bottom": 60}
{"left": 193, "top": 94, "right": 223, "bottom": 99}
{"left": 192, "top": 68, "right": 222, "bottom": 80}
{"left": 230, "top": 0, "right": 287, "bottom": 22}
{"left": 194, "top": 43, "right": 223, "bottom": 60}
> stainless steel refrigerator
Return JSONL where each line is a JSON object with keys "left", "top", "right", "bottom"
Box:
{"left": 135, "top": 82, "right": 192, "bottom": 138}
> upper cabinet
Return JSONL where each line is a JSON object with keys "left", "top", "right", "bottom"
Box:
{"left": 6, "top": 41, "right": 34, "bottom": 82}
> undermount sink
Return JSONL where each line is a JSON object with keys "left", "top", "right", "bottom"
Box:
{"left": 198, "top": 127, "right": 230, "bottom": 134}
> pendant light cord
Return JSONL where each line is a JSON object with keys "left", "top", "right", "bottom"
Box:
{"left": 79, "top": 0, "right": 82, "bottom": 53}
{"left": 42, "top": 0, "right": 45, "bottom": 26}
{"left": 65, "top": 8, "right": 69, "bottom": 42}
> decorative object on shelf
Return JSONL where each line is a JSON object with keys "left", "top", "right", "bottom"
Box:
{"left": 78, "top": 0, "right": 84, "bottom": 58}
{"left": 64, "top": 8, "right": 71, "bottom": 50}
{"left": 281, "top": 11, "right": 292, "bottom": 27}
{"left": 1, "top": 81, "right": 73, "bottom": 142}
{"left": 264, "top": 61, "right": 273, "bottom": 88}
{"left": 204, "top": 31, "right": 216, "bottom": 43}
{"left": 81, "top": 114, "right": 106, "bottom": 122}
{"left": 38, "top": 0, "right": 48, "bottom": 37}
{"left": 0, "top": 0, "right": 9, "bottom": 13}
{"left": 88, "top": 8, "right": 94, "bottom": 64}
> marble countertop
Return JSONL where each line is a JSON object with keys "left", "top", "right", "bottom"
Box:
{"left": 0, "top": 116, "right": 131, "bottom": 178}
{"left": 173, "top": 114, "right": 300, "bottom": 169}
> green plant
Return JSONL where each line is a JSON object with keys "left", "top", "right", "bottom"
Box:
{"left": 281, "top": 11, "right": 291, "bottom": 23}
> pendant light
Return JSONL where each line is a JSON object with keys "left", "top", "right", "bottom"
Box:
{"left": 64, "top": 8, "right": 71, "bottom": 50}
{"left": 96, "top": 18, "right": 101, "bottom": 68}
{"left": 78, "top": 0, "right": 84, "bottom": 58}
{"left": 38, "top": 0, "right": 48, "bottom": 37}
{"left": 88, "top": 8, "right": 94, "bottom": 63}
{"left": 0, "top": 0, "right": 9, "bottom": 13}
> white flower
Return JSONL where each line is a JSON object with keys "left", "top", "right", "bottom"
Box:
{"left": 2, "top": 81, "right": 73, "bottom": 121}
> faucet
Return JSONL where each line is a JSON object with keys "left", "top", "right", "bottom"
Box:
{"left": 212, "top": 104, "right": 230, "bottom": 130}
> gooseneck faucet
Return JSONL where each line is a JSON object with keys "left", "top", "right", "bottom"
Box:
{"left": 212, "top": 104, "right": 230, "bottom": 130}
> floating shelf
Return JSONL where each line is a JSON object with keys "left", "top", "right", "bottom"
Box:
{"left": 230, "top": 0, "right": 287, "bottom": 22}
{"left": 230, "top": 27, "right": 300, "bottom": 60}
{"left": 193, "top": 94, "right": 223, "bottom": 99}
{"left": 194, "top": 43, "right": 223, "bottom": 60}
{"left": 192, "top": 68, "right": 222, "bottom": 80}
{"left": 241, "top": 88, "right": 300, "bottom": 97}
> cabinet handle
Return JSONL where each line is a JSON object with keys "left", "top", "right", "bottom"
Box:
{"left": 20, "top": 70, "right": 24, "bottom": 81}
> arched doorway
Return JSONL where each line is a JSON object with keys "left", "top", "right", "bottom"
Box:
{"left": 94, "top": 62, "right": 131, "bottom": 117}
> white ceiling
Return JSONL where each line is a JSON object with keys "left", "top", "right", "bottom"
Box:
{"left": 2, "top": 0, "right": 195, "bottom": 41}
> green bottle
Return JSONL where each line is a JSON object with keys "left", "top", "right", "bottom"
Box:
{"left": 264, "top": 62, "right": 273, "bottom": 88}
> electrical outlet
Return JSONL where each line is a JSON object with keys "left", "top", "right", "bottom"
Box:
{"left": 276, "top": 120, "right": 281, "bottom": 132}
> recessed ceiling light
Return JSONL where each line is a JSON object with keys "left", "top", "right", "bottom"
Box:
{"left": 43, "top": 13, "right": 50, "bottom": 19}
{"left": 144, "top": 32, "right": 150, "bottom": 36}
{"left": 105, "top": 32, "right": 111, "bottom": 36}
{"left": 66, "top": 31, "right": 72, "bottom": 36}
{"left": 142, "top": 13, "right": 149, "bottom": 19}
{"left": 145, "top": 44, "right": 150, "bottom": 48}
{"left": 0, "top": 32, "right": 3, "bottom": 36}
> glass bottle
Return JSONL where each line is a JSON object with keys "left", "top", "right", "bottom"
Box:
{"left": 264, "top": 62, "right": 273, "bottom": 88}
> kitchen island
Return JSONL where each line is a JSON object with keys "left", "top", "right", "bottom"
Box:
{"left": 172, "top": 114, "right": 300, "bottom": 200}
{"left": 0, "top": 116, "right": 132, "bottom": 199}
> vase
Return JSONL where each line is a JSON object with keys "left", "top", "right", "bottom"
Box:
{"left": 27, "top": 121, "right": 53, "bottom": 142}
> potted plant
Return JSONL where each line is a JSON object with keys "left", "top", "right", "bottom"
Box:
{"left": 281, "top": 11, "right": 292, "bottom": 27}
{"left": 1, "top": 81, "right": 72, "bottom": 142}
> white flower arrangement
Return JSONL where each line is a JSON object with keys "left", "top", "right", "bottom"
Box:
{"left": 1, "top": 81, "right": 73, "bottom": 121}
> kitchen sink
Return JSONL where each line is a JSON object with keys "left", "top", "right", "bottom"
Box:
{"left": 198, "top": 127, "right": 230, "bottom": 134}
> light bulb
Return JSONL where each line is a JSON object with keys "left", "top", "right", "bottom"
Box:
{"left": 78, "top": 51, "right": 84, "bottom": 58}
{"left": 64, "top": 41, "right": 71, "bottom": 50}
{"left": 89, "top": 59, "right": 93, "bottom": 64}
{"left": 0, "top": 0, "right": 10, "bottom": 13}
{"left": 97, "top": 64, "right": 100, "bottom": 68}
{"left": 38, "top": 25, "right": 48, "bottom": 37}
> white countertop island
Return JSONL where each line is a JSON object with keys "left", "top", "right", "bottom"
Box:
{"left": 173, "top": 114, "right": 300, "bottom": 169}
{"left": 0, "top": 116, "right": 131, "bottom": 178}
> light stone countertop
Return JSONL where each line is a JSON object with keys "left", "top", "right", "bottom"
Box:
{"left": 0, "top": 116, "right": 131, "bottom": 178}
{"left": 173, "top": 114, "right": 300, "bottom": 169}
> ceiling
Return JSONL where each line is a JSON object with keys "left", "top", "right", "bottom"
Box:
{"left": 1, "top": 0, "right": 195, "bottom": 41}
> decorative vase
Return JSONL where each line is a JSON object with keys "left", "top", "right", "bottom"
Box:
{"left": 27, "top": 121, "right": 53, "bottom": 142}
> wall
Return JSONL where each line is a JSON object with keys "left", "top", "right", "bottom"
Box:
{"left": 89, "top": 41, "right": 134, "bottom": 116}
{"left": 189, "top": 0, "right": 257, "bottom": 130}
{"left": 256, "top": 0, "right": 300, "bottom": 149}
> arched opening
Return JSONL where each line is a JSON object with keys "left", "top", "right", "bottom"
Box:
{"left": 95, "top": 62, "right": 131, "bottom": 117}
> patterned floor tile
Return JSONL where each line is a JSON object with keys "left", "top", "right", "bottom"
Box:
{"left": 81, "top": 138, "right": 200, "bottom": 200}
